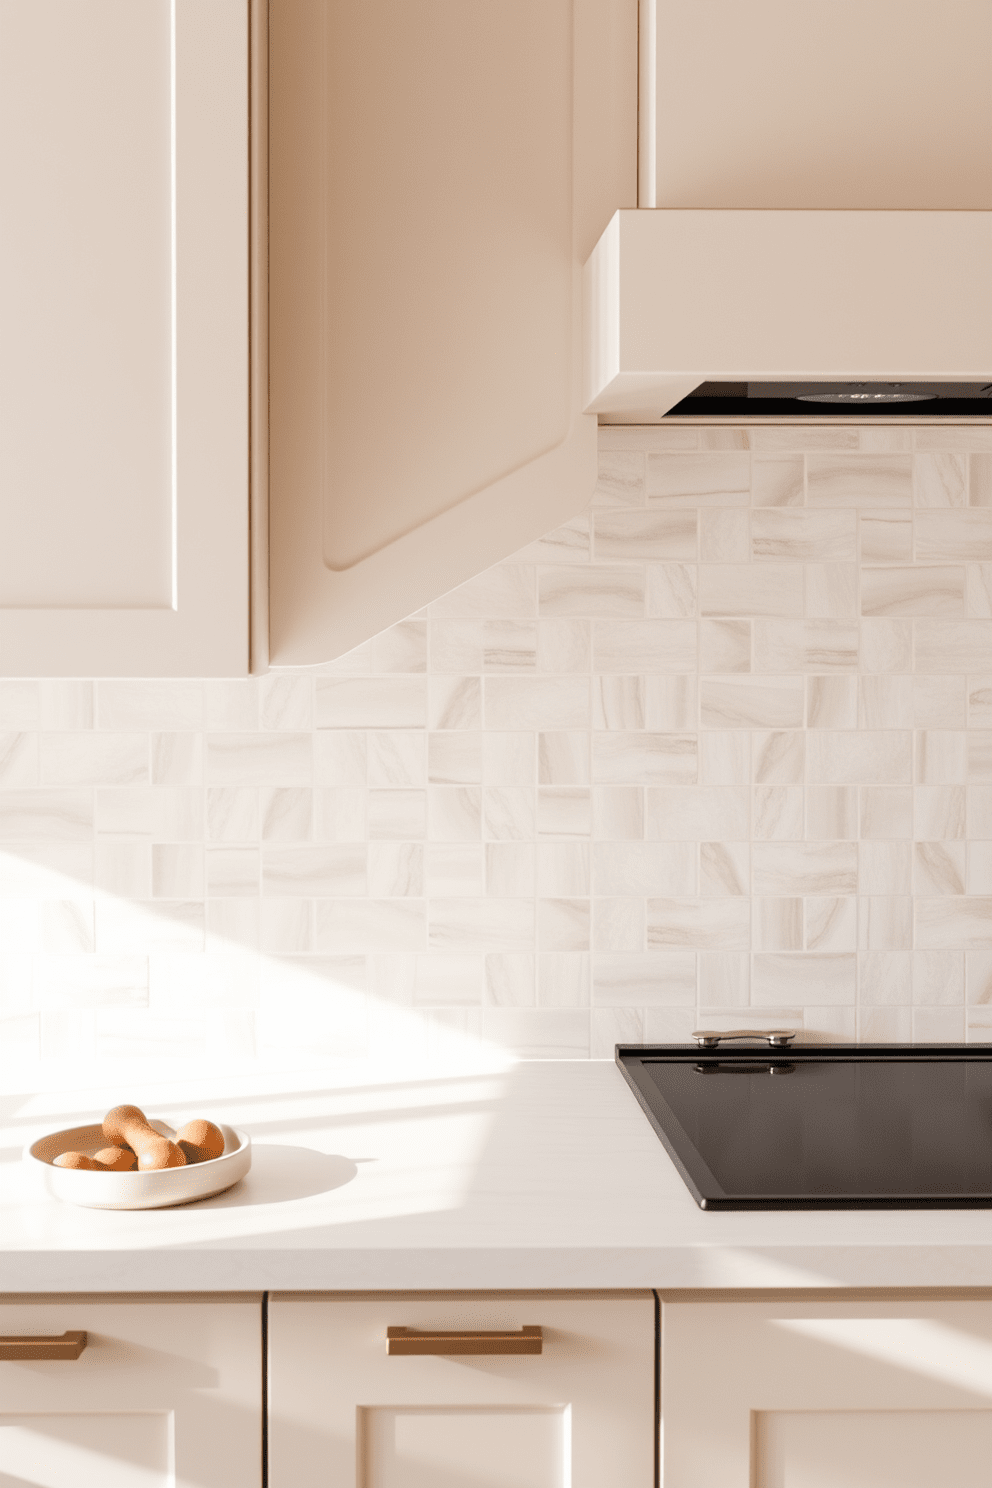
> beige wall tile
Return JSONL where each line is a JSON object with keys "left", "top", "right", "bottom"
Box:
{"left": 752, "top": 456, "right": 803, "bottom": 507}
{"left": 645, "top": 786, "right": 749, "bottom": 841}
{"left": 807, "top": 675, "right": 858, "bottom": 729}
{"left": 647, "top": 897, "right": 750, "bottom": 950}
{"left": 700, "top": 509, "right": 750, "bottom": 562}
{"left": 593, "top": 450, "right": 646, "bottom": 507}
{"left": 916, "top": 675, "right": 967, "bottom": 729}
{"left": 805, "top": 896, "right": 857, "bottom": 952}
{"left": 914, "top": 452, "right": 967, "bottom": 508}
{"left": 916, "top": 897, "right": 992, "bottom": 950}
{"left": 752, "top": 510, "right": 856, "bottom": 561}
{"left": 971, "top": 453, "right": 992, "bottom": 506}
{"left": 807, "top": 455, "right": 912, "bottom": 507}
{"left": 753, "top": 841, "right": 857, "bottom": 896}
{"left": 538, "top": 566, "right": 644, "bottom": 617}
{"left": 806, "top": 786, "right": 858, "bottom": 840}
{"left": 646, "top": 564, "right": 697, "bottom": 618}
{"left": 861, "top": 566, "right": 966, "bottom": 617}
{"left": 751, "top": 428, "right": 858, "bottom": 452}
{"left": 808, "top": 731, "right": 912, "bottom": 784}
{"left": 699, "top": 618, "right": 751, "bottom": 673}
{"left": 753, "top": 952, "right": 856, "bottom": 1004}
{"left": 592, "top": 732, "right": 697, "bottom": 785}
{"left": 700, "top": 564, "right": 804, "bottom": 617}
{"left": 592, "top": 619, "right": 696, "bottom": 672}
{"left": 594, "top": 509, "right": 696, "bottom": 560}
{"left": 806, "top": 564, "right": 858, "bottom": 619}
{"left": 916, "top": 510, "right": 992, "bottom": 560}
{"left": 860, "top": 618, "right": 912, "bottom": 673}
{"left": 702, "top": 677, "right": 803, "bottom": 729}
{"left": 860, "top": 512, "right": 912, "bottom": 562}
{"left": 858, "top": 675, "right": 912, "bottom": 730}
{"left": 752, "top": 786, "right": 803, "bottom": 841}
{"left": 699, "top": 842, "right": 750, "bottom": 895}
{"left": 593, "top": 952, "right": 696, "bottom": 1005}
{"left": 861, "top": 786, "right": 913, "bottom": 840}
{"left": 860, "top": 951, "right": 912, "bottom": 1005}
{"left": 648, "top": 451, "right": 751, "bottom": 506}
{"left": 754, "top": 620, "right": 858, "bottom": 672}
{"left": 752, "top": 730, "right": 805, "bottom": 783}
{"left": 698, "top": 952, "right": 749, "bottom": 1006}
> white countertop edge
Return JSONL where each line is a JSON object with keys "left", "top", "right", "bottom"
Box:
{"left": 6, "top": 1246, "right": 992, "bottom": 1295}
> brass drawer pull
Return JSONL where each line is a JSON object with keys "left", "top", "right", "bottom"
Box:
{"left": 386, "top": 1326, "right": 542, "bottom": 1357}
{"left": 0, "top": 1331, "right": 87, "bottom": 1361}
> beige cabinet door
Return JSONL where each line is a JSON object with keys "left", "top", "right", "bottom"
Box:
{"left": 0, "top": 1295, "right": 261, "bottom": 1487}
{"left": 269, "top": 1292, "right": 655, "bottom": 1488}
{"left": 0, "top": 1, "right": 248, "bottom": 676}
{"left": 662, "top": 1294, "right": 992, "bottom": 1488}
{"left": 267, "top": 0, "right": 636, "bottom": 665}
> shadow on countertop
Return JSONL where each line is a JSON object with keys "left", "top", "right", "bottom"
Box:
{"left": 199, "top": 1144, "right": 362, "bottom": 1208}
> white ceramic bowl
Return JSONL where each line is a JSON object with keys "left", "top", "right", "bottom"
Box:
{"left": 25, "top": 1118, "right": 251, "bottom": 1210}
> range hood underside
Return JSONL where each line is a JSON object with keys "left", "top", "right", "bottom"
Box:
{"left": 663, "top": 381, "right": 992, "bottom": 423}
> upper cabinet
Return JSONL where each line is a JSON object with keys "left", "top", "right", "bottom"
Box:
{"left": 267, "top": 0, "right": 636, "bottom": 666}
{"left": 639, "top": 0, "right": 992, "bottom": 211}
{"left": 0, "top": 0, "right": 248, "bottom": 677}
{"left": 0, "top": 1, "right": 634, "bottom": 676}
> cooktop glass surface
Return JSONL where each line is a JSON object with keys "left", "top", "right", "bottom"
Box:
{"left": 616, "top": 1044, "right": 992, "bottom": 1210}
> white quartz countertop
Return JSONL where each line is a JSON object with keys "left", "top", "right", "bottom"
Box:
{"left": 4, "top": 1060, "right": 992, "bottom": 1293}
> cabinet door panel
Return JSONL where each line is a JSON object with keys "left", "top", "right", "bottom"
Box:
{"left": 0, "top": 0, "right": 247, "bottom": 675}
{"left": 268, "top": 0, "right": 637, "bottom": 664}
{"left": 361, "top": 1405, "right": 566, "bottom": 1488}
{"left": 0, "top": 1412, "right": 170, "bottom": 1488}
{"left": 662, "top": 1297, "right": 992, "bottom": 1488}
{"left": 269, "top": 1293, "right": 655, "bottom": 1488}
{"left": 0, "top": 1297, "right": 261, "bottom": 1488}
{"left": 756, "top": 1409, "right": 992, "bottom": 1488}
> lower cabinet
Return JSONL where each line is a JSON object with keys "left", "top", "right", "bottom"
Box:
{"left": 13, "top": 1286, "right": 992, "bottom": 1485}
{"left": 660, "top": 1293, "right": 992, "bottom": 1488}
{"left": 268, "top": 1291, "right": 656, "bottom": 1488}
{"left": 0, "top": 1295, "right": 261, "bottom": 1488}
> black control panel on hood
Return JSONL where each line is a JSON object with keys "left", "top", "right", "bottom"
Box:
{"left": 664, "top": 381, "right": 992, "bottom": 419}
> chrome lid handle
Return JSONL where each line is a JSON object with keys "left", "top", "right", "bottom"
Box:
{"left": 692, "top": 1029, "right": 797, "bottom": 1049}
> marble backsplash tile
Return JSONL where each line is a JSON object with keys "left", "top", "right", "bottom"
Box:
{"left": 3, "top": 424, "right": 992, "bottom": 1080}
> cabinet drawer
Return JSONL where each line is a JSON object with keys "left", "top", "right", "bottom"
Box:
{"left": 662, "top": 1295, "right": 992, "bottom": 1488}
{"left": 269, "top": 1291, "right": 655, "bottom": 1488}
{"left": 0, "top": 1295, "right": 261, "bottom": 1488}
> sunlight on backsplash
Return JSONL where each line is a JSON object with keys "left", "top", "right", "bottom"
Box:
{"left": 2, "top": 422, "right": 992, "bottom": 1088}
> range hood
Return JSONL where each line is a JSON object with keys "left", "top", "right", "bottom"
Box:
{"left": 585, "top": 1, "right": 992, "bottom": 423}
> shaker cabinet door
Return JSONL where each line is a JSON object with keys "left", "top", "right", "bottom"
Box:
{"left": 268, "top": 1292, "right": 655, "bottom": 1488}
{"left": 267, "top": 0, "right": 635, "bottom": 664}
{"left": 661, "top": 1295, "right": 992, "bottom": 1488}
{"left": 0, "top": 1295, "right": 262, "bottom": 1487}
{"left": 0, "top": 0, "right": 248, "bottom": 676}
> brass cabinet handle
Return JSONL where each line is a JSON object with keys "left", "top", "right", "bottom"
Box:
{"left": 386, "top": 1326, "right": 542, "bottom": 1357}
{"left": 0, "top": 1331, "right": 87, "bottom": 1361}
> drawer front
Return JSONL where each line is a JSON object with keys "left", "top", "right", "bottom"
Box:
{"left": 0, "top": 1297, "right": 261, "bottom": 1488}
{"left": 662, "top": 1296, "right": 992, "bottom": 1488}
{"left": 269, "top": 1293, "right": 655, "bottom": 1488}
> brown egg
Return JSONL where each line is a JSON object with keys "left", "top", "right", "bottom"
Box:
{"left": 54, "top": 1151, "right": 99, "bottom": 1170}
{"left": 94, "top": 1145, "right": 137, "bottom": 1172}
{"left": 176, "top": 1119, "right": 225, "bottom": 1165}
{"left": 102, "top": 1102, "right": 154, "bottom": 1153}
{"left": 136, "top": 1137, "right": 186, "bottom": 1171}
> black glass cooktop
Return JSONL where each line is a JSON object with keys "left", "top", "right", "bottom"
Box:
{"left": 616, "top": 1043, "right": 992, "bottom": 1210}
